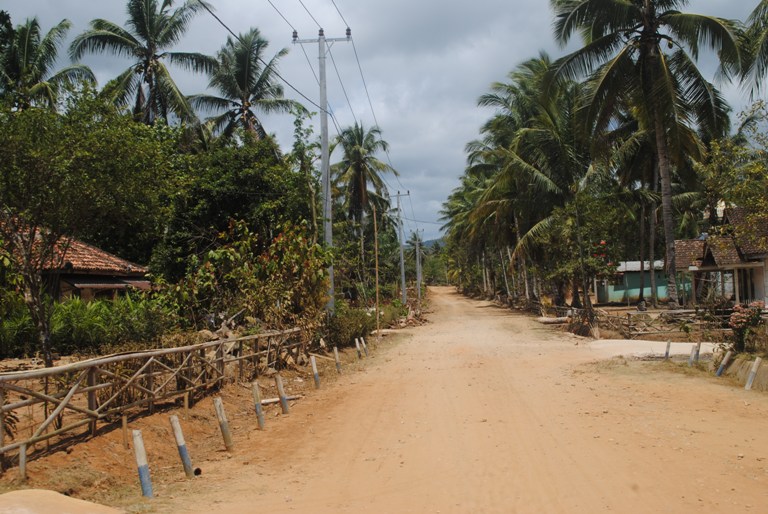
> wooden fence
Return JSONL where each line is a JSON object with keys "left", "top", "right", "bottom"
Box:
{"left": 0, "top": 326, "right": 309, "bottom": 470}
{"left": 538, "top": 304, "right": 752, "bottom": 339}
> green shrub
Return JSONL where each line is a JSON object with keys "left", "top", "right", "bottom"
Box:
{"left": 107, "top": 294, "right": 176, "bottom": 345}
{"left": 324, "top": 301, "right": 375, "bottom": 348}
{"left": 51, "top": 298, "right": 110, "bottom": 354}
{"left": 0, "top": 308, "right": 35, "bottom": 358}
{"left": 49, "top": 293, "right": 176, "bottom": 356}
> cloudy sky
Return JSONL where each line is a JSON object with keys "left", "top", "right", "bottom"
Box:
{"left": 3, "top": 0, "right": 759, "bottom": 240}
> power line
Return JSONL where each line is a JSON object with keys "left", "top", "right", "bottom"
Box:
{"left": 328, "top": 46, "right": 358, "bottom": 126}
{"left": 265, "top": 0, "right": 296, "bottom": 31}
{"left": 297, "top": 0, "right": 322, "bottom": 29}
{"left": 403, "top": 217, "right": 443, "bottom": 226}
{"left": 194, "top": 0, "right": 326, "bottom": 115}
{"left": 325, "top": 1, "right": 414, "bottom": 225}
{"left": 330, "top": 0, "right": 350, "bottom": 28}
{"left": 262, "top": 0, "right": 344, "bottom": 137}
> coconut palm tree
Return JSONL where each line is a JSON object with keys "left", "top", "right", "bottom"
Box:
{"left": 744, "top": 1, "right": 768, "bottom": 92}
{"left": 189, "top": 28, "right": 302, "bottom": 139}
{"left": 332, "top": 123, "right": 397, "bottom": 256}
{"left": 70, "top": 0, "right": 214, "bottom": 124}
{"left": 0, "top": 17, "right": 94, "bottom": 111}
{"left": 549, "top": 0, "right": 741, "bottom": 306}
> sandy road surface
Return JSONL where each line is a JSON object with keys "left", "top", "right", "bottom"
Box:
{"left": 155, "top": 287, "right": 768, "bottom": 513}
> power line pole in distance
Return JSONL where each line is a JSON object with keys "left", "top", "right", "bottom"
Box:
{"left": 393, "top": 191, "right": 409, "bottom": 305}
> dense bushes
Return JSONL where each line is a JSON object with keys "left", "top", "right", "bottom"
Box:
{"left": 0, "top": 293, "right": 175, "bottom": 359}
{"left": 164, "top": 221, "right": 329, "bottom": 330}
{"left": 324, "top": 300, "right": 376, "bottom": 348}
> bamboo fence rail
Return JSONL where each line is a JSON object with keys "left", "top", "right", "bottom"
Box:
{"left": 0, "top": 327, "right": 308, "bottom": 469}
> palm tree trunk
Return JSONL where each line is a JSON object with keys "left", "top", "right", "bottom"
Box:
{"left": 507, "top": 246, "right": 518, "bottom": 301}
{"left": 654, "top": 112, "right": 679, "bottom": 307}
{"left": 638, "top": 202, "right": 646, "bottom": 301}
{"left": 649, "top": 168, "right": 659, "bottom": 308}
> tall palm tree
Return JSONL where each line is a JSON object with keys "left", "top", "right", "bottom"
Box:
{"left": 70, "top": 0, "right": 213, "bottom": 124}
{"left": 332, "top": 122, "right": 397, "bottom": 256}
{"left": 744, "top": 1, "right": 768, "bottom": 92}
{"left": 189, "top": 28, "right": 302, "bottom": 139}
{"left": 549, "top": 0, "right": 741, "bottom": 306}
{"left": 0, "top": 17, "right": 94, "bottom": 110}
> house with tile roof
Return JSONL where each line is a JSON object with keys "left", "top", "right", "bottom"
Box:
{"left": 46, "top": 238, "right": 150, "bottom": 302}
{"left": 675, "top": 208, "right": 768, "bottom": 305}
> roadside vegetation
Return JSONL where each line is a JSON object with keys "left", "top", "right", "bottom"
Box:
{"left": 440, "top": 0, "right": 768, "bottom": 354}
{"left": 0, "top": 3, "right": 435, "bottom": 364}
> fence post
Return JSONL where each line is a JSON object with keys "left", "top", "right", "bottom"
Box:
{"left": 716, "top": 350, "right": 733, "bottom": 377}
{"left": 88, "top": 367, "right": 97, "bottom": 436}
{"left": 688, "top": 345, "right": 697, "bottom": 367}
{"left": 238, "top": 341, "right": 244, "bottom": 383}
{"left": 693, "top": 342, "right": 702, "bottom": 364}
{"left": 333, "top": 347, "right": 342, "bottom": 374}
{"left": 215, "top": 344, "right": 225, "bottom": 388}
{"left": 745, "top": 357, "right": 763, "bottom": 391}
{"left": 251, "top": 382, "right": 265, "bottom": 430}
{"left": 213, "top": 397, "right": 234, "bottom": 451}
{"left": 0, "top": 387, "right": 5, "bottom": 471}
{"left": 146, "top": 359, "right": 155, "bottom": 415}
{"left": 360, "top": 338, "right": 369, "bottom": 357}
{"left": 664, "top": 341, "right": 671, "bottom": 360}
{"left": 169, "top": 415, "right": 195, "bottom": 479}
{"left": 310, "top": 356, "right": 321, "bottom": 389}
{"left": 122, "top": 415, "right": 130, "bottom": 450}
{"left": 354, "top": 338, "right": 362, "bottom": 359}
{"left": 132, "top": 430, "right": 153, "bottom": 498}
{"left": 626, "top": 313, "right": 632, "bottom": 337}
{"left": 275, "top": 374, "right": 290, "bottom": 415}
{"left": 18, "top": 443, "right": 27, "bottom": 482}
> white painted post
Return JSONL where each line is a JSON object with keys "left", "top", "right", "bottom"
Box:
{"left": 213, "top": 397, "right": 234, "bottom": 451}
{"left": 354, "top": 338, "right": 362, "bottom": 359}
{"left": 132, "top": 430, "right": 153, "bottom": 498}
{"left": 716, "top": 350, "right": 733, "bottom": 377}
{"left": 688, "top": 345, "right": 697, "bottom": 367}
{"left": 18, "top": 443, "right": 26, "bottom": 482}
{"left": 310, "top": 355, "right": 320, "bottom": 389}
{"left": 745, "top": 357, "right": 763, "bottom": 391}
{"left": 694, "top": 342, "right": 702, "bottom": 364}
{"left": 360, "top": 337, "right": 369, "bottom": 357}
{"left": 251, "top": 382, "right": 265, "bottom": 430}
{"left": 275, "top": 374, "right": 290, "bottom": 415}
{"left": 169, "top": 415, "right": 194, "bottom": 479}
{"left": 664, "top": 341, "right": 671, "bottom": 360}
{"left": 333, "top": 347, "right": 342, "bottom": 374}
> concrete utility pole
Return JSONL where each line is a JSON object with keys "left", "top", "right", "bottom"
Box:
{"left": 416, "top": 229, "right": 422, "bottom": 308}
{"left": 293, "top": 27, "right": 351, "bottom": 312}
{"left": 394, "top": 191, "right": 409, "bottom": 305}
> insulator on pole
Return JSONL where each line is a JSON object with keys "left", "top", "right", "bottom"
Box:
{"left": 292, "top": 30, "right": 298, "bottom": 42}
{"left": 319, "top": 28, "right": 324, "bottom": 37}
{"left": 346, "top": 27, "right": 351, "bottom": 38}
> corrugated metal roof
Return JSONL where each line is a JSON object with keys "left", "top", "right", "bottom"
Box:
{"left": 616, "top": 261, "right": 664, "bottom": 273}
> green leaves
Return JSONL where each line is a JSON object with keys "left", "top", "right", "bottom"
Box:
{"left": 169, "top": 221, "right": 329, "bottom": 330}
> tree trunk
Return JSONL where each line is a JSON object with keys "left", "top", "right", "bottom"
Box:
{"left": 638, "top": 202, "right": 646, "bottom": 301}
{"left": 571, "top": 278, "right": 582, "bottom": 309}
{"left": 649, "top": 167, "right": 659, "bottom": 308}
{"left": 654, "top": 112, "right": 679, "bottom": 307}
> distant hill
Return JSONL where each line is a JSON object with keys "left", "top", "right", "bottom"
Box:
{"left": 423, "top": 238, "right": 445, "bottom": 249}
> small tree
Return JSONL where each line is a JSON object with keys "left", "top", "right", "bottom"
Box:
{"left": 0, "top": 92, "right": 177, "bottom": 365}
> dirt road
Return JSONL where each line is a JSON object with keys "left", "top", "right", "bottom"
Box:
{"left": 149, "top": 287, "right": 767, "bottom": 512}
